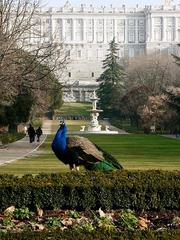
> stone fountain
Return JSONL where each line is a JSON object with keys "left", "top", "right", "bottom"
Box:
{"left": 87, "top": 91, "right": 103, "bottom": 132}
{"left": 79, "top": 91, "right": 118, "bottom": 134}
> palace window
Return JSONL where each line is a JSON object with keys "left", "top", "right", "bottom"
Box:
{"left": 77, "top": 50, "right": 81, "bottom": 58}
{"left": 128, "top": 29, "right": 135, "bottom": 43}
{"left": 128, "top": 19, "right": 135, "bottom": 26}
{"left": 76, "top": 32, "right": 83, "bottom": 41}
{"left": 166, "top": 28, "right": 175, "bottom": 41}
{"left": 117, "top": 30, "right": 125, "bottom": 43}
{"left": 167, "top": 17, "right": 174, "bottom": 26}
{"left": 129, "top": 48, "right": 134, "bottom": 58}
{"left": 78, "top": 19, "right": 83, "bottom": 24}
{"left": 117, "top": 19, "right": 125, "bottom": 26}
{"left": 154, "top": 28, "right": 162, "bottom": 41}
{"left": 56, "top": 19, "right": 62, "bottom": 24}
{"left": 66, "top": 50, "right": 71, "bottom": 57}
{"left": 87, "top": 50, "right": 92, "bottom": 59}
{"left": 154, "top": 17, "right": 162, "bottom": 25}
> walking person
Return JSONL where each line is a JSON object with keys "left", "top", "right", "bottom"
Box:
{"left": 174, "top": 126, "right": 180, "bottom": 139}
{"left": 27, "top": 124, "right": 36, "bottom": 143}
{"left": 36, "top": 126, "right": 43, "bottom": 142}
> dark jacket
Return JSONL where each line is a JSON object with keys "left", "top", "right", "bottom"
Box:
{"left": 28, "top": 125, "right": 35, "bottom": 137}
{"left": 36, "top": 127, "right": 43, "bottom": 136}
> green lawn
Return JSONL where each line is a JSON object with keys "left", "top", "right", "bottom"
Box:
{"left": 55, "top": 102, "right": 91, "bottom": 117}
{"left": 51, "top": 120, "right": 89, "bottom": 133}
{"left": 87, "top": 134, "right": 180, "bottom": 170}
{"left": 0, "top": 120, "right": 179, "bottom": 175}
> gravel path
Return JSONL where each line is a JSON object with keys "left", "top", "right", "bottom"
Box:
{"left": 0, "top": 120, "right": 51, "bottom": 165}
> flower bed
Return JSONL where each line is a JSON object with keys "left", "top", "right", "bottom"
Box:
{"left": 0, "top": 206, "right": 179, "bottom": 239}
{"left": 0, "top": 171, "right": 179, "bottom": 239}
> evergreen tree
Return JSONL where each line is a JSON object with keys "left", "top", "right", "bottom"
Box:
{"left": 97, "top": 38, "right": 125, "bottom": 116}
{"left": 0, "top": 89, "right": 34, "bottom": 132}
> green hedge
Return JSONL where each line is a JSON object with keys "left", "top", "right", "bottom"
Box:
{"left": 0, "top": 133, "right": 24, "bottom": 144}
{"left": 0, "top": 229, "right": 180, "bottom": 240}
{"left": 0, "top": 170, "right": 179, "bottom": 211}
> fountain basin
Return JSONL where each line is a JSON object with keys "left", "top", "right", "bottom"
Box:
{"left": 87, "top": 110, "right": 103, "bottom": 113}
{"left": 88, "top": 125, "right": 102, "bottom": 132}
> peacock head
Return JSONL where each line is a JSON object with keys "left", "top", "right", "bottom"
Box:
{"left": 60, "top": 120, "right": 65, "bottom": 127}
{"left": 59, "top": 120, "right": 67, "bottom": 134}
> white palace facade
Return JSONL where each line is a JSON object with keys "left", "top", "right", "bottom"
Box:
{"left": 33, "top": 1, "right": 180, "bottom": 102}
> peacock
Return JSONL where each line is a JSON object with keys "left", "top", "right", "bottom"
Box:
{"left": 51, "top": 121, "right": 123, "bottom": 171}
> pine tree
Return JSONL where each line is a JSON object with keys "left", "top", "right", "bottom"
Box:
{"left": 97, "top": 38, "right": 125, "bottom": 115}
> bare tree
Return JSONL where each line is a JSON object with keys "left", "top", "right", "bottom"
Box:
{"left": 0, "top": 0, "right": 67, "bottom": 104}
{"left": 120, "top": 85, "right": 150, "bottom": 127}
{"left": 138, "top": 95, "right": 177, "bottom": 132}
{"left": 119, "top": 53, "right": 180, "bottom": 129}
{"left": 125, "top": 53, "right": 180, "bottom": 96}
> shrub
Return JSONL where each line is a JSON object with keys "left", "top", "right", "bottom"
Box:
{"left": 117, "top": 209, "right": 138, "bottom": 230}
{"left": 0, "top": 171, "right": 179, "bottom": 211}
{"left": 0, "top": 133, "right": 24, "bottom": 144}
{"left": 0, "top": 229, "right": 180, "bottom": 240}
{"left": 13, "top": 207, "right": 33, "bottom": 220}
{"left": 45, "top": 217, "right": 62, "bottom": 229}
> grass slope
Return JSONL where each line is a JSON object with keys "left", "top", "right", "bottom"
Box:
{"left": 56, "top": 102, "right": 91, "bottom": 116}
{"left": 0, "top": 120, "right": 179, "bottom": 175}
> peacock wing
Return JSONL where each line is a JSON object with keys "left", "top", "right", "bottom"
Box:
{"left": 67, "top": 136, "right": 104, "bottom": 164}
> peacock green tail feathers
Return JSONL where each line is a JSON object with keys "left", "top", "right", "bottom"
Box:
{"left": 85, "top": 160, "right": 115, "bottom": 171}
{"left": 94, "top": 144, "right": 123, "bottom": 170}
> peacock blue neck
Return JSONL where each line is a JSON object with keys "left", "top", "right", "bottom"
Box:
{"left": 52, "top": 125, "right": 67, "bottom": 153}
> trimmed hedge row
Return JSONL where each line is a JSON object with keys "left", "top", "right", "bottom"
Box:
{"left": 0, "top": 229, "right": 180, "bottom": 240}
{"left": 0, "top": 170, "right": 179, "bottom": 211}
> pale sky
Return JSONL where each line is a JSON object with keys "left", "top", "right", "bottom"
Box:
{"left": 44, "top": 0, "right": 179, "bottom": 8}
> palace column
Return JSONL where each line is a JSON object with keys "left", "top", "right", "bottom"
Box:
{"left": 83, "top": 19, "right": 86, "bottom": 41}
{"left": 147, "top": 14, "right": 152, "bottom": 42}
{"left": 72, "top": 18, "right": 75, "bottom": 41}
{"left": 114, "top": 19, "right": 117, "bottom": 41}
{"left": 151, "top": 17, "right": 154, "bottom": 41}
{"left": 135, "top": 18, "right": 139, "bottom": 44}
{"left": 93, "top": 19, "right": 97, "bottom": 43}
{"left": 163, "top": 17, "right": 167, "bottom": 42}
{"left": 125, "top": 18, "right": 128, "bottom": 44}
{"left": 51, "top": 17, "right": 56, "bottom": 41}
{"left": 175, "top": 17, "right": 179, "bottom": 42}
{"left": 103, "top": 19, "right": 107, "bottom": 43}
{"left": 62, "top": 18, "right": 65, "bottom": 40}
{"left": 79, "top": 89, "right": 82, "bottom": 102}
